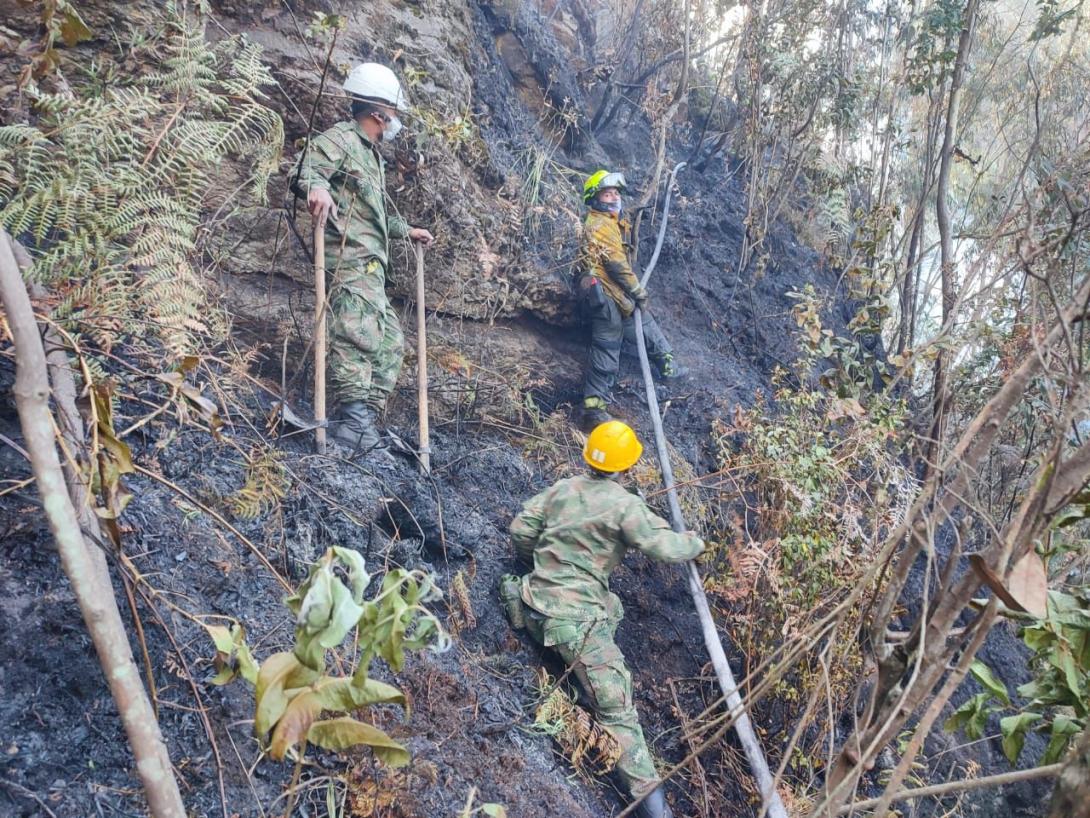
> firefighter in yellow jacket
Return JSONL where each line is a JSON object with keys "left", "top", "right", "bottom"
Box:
{"left": 577, "top": 170, "right": 686, "bottom": 430}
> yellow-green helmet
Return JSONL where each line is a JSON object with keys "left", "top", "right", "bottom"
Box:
{"left": 582, "top": 169, "right": 627, "bottom": 203}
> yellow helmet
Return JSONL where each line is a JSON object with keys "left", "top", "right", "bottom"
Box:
{"left": 583, "top": 420, "right": 643, "bottom": 472}
{"left": 582, "top": 169, "right": 627, "bottom": 203}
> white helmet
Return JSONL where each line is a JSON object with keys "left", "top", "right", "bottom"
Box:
{"left": 343, "top": 62, "right": 408, "bottom": 112}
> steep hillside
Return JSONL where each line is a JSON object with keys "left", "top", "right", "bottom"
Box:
{"left": 0, "top": 1, "right": 1059, "bottom": 817}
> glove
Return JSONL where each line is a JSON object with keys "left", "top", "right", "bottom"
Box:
{"left": 631, "top": 286, "right": 650, "bottom": 307}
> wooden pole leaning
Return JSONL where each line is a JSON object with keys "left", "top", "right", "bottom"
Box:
{"left": 313, "top": 223, "right": 327, "bottom": 455}
{"left": 0, "top": 233, "right": 186, "bottom": 818}
{"left": 415, "top": 244, "right": 431, "bottom": 473}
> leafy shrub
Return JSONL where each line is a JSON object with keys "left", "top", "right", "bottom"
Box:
{"left": 706, "top": 293, "right": 911, "bottom": 755}
{"left": 206, "top": 547, "right": 449, "bottom": 764}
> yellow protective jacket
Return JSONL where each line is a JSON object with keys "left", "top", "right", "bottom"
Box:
{"left": 580, "top": 209, "right": 642, "bottom": 317}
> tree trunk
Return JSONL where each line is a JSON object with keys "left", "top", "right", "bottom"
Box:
{"left": 925, "top": 0, "right": 981, "bottom": 473}
{"left": 0, "top": 232, "right": 187, "bottom": 818}
{"left": 1049, "top": 729, "right": 1090, "bottom": 818}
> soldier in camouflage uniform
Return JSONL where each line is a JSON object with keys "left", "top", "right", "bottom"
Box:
{"left": 577, "top": 170, "right": 687, "bottom": 431}
{"left": 294, "top": 63, "right": 434, "bottom": 453}
{"left": 507, "top": 421, "right": 703, "bottom": 818}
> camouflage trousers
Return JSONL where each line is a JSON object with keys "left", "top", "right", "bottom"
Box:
{"left": 328, "top": 258, "right": 404, "bottom": 410}
{"left": 525, "top": 603, "right": 659, "bottom": 796}
{"left": 583, "top": 297, "right": 671, "bottom": 403}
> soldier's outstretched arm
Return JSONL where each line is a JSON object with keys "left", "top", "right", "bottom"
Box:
{"left": 510, "top": 488, "right": 548, "bottom": 564}
{"left": 619, "top": 497, "right": 704, "bottom": 563}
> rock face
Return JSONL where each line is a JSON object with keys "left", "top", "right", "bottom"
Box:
{"left": 212, "top": 0, "right": 617, "bottom": 327}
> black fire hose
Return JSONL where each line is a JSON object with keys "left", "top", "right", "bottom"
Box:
{"left": 632, "top": 162, "right": 788, "bottom": 818}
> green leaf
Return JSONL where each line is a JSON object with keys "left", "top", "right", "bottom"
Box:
{"left": 1000, "top": 713, "right": 1043, "bottom": 764}
{"left": 968, "top": 698, "right": 990, "bottom": 740}
{"left": 203, "top": 622, "right": 257, "bottom": 686}
{"left": 481, "top": 805, "right": 508, "bottom": 817}
{"left": 236, "top": 639, "right": 259, "bottom": 686}
{"left": 1048, "top": 591, "right": 1090, "bottom": 630}
{"left": 970, "top": 661, "right": 1011, "bottom": 707}
{"left": 945, "top": 692, "right": 989, "bottom": 737}
{"left": 1016, "top": 679, "right": 1042, "bottom": 700}
{"left": 1022, "top": 625, "right": 1055, "bottom": 653}
{"left": 1056, "top": 646, "right": 1084, "bottom": 699}
{"left": 316, "top": 577, "right": 365, "bottom": 649}
{"left": 307, "top": 717, "right": 410, "bottom": 767}
{"left": 204, "top": 624, "right": 234, "bottom": 655}
{"left": 332, "top": 546, "right": 370, "bottom": 603}
{"left": 1051, "top": 506, "right": 1089, "bottom": 529}
{"left": 1042, "top": 715, "right": 1083, "bottom": 764}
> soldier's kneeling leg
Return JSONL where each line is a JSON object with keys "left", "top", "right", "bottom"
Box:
{"left": 558, "top": 627, "right": 659, "bottom": 796}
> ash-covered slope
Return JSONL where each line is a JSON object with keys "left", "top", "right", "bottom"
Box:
{"left": 0, "top": 2, "right": 1040, "bottom": 817}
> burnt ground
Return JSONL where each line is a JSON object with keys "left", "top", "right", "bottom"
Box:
{"left": 0, "top": 146, "right": 1049, "bottom": 818}
{"left": 0, "top": 146, "right": 849, "bottom": 818}
{"left": 0, "top": 0, "right": 1052, "bottom": 816}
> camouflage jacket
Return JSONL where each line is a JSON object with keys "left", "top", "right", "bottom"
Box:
{"left": 293, "top": 121, "right": 410, "bottom": 270}
{"left": 580, "top": 209, "right": 641, "bottom": 317}
{"left": 510, "top": 474, "right": 703, "bottom": 621}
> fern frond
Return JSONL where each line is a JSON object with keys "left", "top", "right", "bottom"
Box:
{"left": 227, "top": 447, "right": 287, "bottom": 519}
{"left": 3, "top": 9, "right": 283, "bottom": 355}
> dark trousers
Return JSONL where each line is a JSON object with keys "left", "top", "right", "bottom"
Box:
{"left": 583, "top": 297, "right": 671, "bottom": 403}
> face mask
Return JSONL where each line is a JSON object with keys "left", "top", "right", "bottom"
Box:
{"left": 382, "top": 115, "right": 403, "bottom": 142}
{"left": 591, "top": 197, "right": 622, "bottom": 214}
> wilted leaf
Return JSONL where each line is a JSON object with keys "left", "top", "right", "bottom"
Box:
{"left": 255, "top": 652, "right": 306, "bottom": 737}
{"left": 307, "top": 717, "right": 410, "bottom": 766}
{"left": 1007, "top": 551, "right": 1047, "bottom": 618}
{"left": 294, "top": 566, "right": 334, "bottom": 635}
{"left": 179, "top": 384, "right": 223, "bottom": 434}
{"left": 826, "top": 397, "right": 865, "bottom": 422}
{"left": 316, "top": 578, "right": 365, "bottom": 649}
{"left": 968, "top": 554, "right": 1023, "bottom": 612}
{"left": 269, "top": 689, "right": 324, "bottom": 760}
{"left": 332, "top": 546, "right": 370, "bottom": 603}
{"left": 58, "top": 7, "right": 93, "bottom": 47}
{"left": 157, "top": 371, "right": 184, "bottom": 387}
{"left": 268, "top": 674, "right": 407, "bottom": 760}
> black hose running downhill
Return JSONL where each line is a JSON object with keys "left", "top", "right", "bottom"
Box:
{"left": 632, "top": 162, "right": 788, "bottom": 818}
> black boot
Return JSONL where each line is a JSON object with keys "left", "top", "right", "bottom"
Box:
{"left": 329, "top": 401, "right": 384, "bottom": 454}
{"left": 580, "top": 398, "right": 612, "bottom": 432}
{"left": 634, "top": 786, "right": 673, "bottom": 818}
